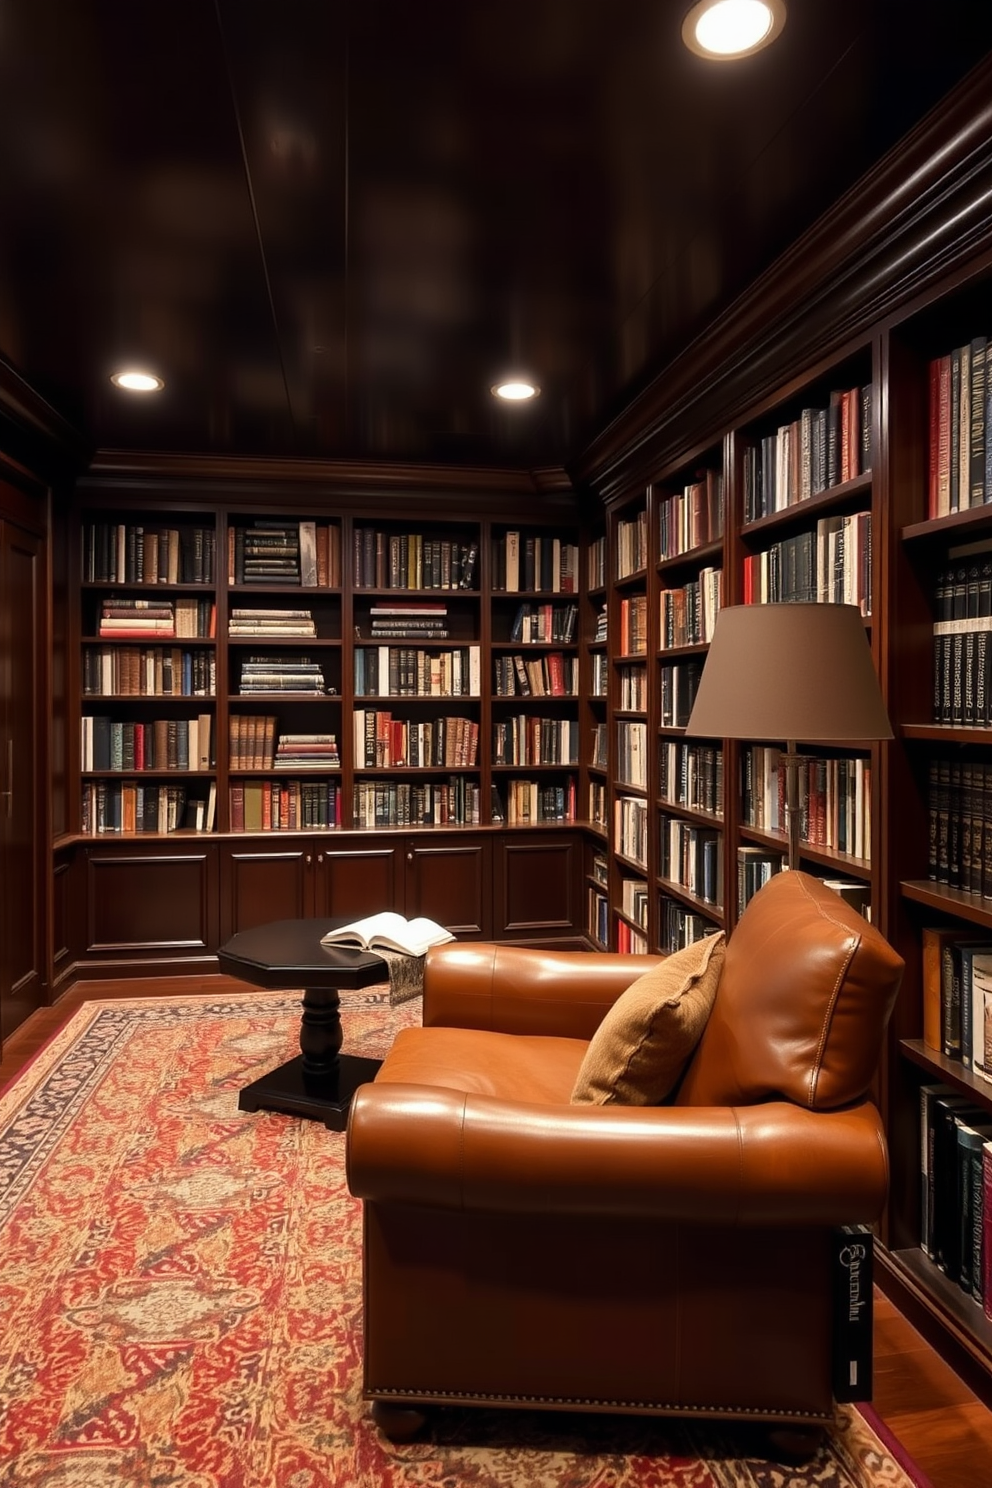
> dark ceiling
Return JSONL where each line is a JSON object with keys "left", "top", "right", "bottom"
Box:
{"left": 1, "top": 1, "right": 991, "bottom": 474}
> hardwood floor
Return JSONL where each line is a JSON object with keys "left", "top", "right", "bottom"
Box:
{"left": 3, "top": 977, "right": 992, "bottom": 1487}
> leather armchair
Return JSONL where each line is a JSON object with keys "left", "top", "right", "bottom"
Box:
{"left": 346, "top": 871, "right": 903, "bottom": 1436}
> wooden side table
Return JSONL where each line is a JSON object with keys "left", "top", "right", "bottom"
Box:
{"left": 217, "top": 917, "right": 388, "bottom": 1130}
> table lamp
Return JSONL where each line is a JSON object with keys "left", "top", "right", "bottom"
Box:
{"left": 685, "top": 602, "right": 892, "bottom": 870}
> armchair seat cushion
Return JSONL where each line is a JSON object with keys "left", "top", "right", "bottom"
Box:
{"left": 376, "top": 1025, "right": 587, "bottom": 1103}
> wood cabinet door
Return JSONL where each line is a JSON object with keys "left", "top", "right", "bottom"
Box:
{"left": 0, "top": 519, "right": 45, "bottom": 1041}
{"left": 220, "top": 843, "right": 311, "bottom": 938}
{"left": 494, "top": 832, "right": 580, "bottom": 939}
{"left": 405, "top": 836, "right": 490, "bottom": 936}
{"left": 314, "top": 842, "right": 404, "bottom": 921}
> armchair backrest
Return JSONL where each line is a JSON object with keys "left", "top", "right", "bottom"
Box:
{"left": 675, "top": 871, "right": 903, "bottom": 1111}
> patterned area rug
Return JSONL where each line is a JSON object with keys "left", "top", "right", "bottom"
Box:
{"left": 0, "top": 988, "right": 931, "bottom": 1488}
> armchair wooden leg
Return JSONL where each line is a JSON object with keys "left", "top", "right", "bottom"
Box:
{"left": 371, "top": 1399, "right": 430, "bottom": 1442}
{"left": 763, "top": 1424, "right": 827, "bottom": 1462}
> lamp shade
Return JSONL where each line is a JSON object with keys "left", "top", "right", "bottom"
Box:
{"left": 685, "top": 603, "right": 892, "bottom": 742}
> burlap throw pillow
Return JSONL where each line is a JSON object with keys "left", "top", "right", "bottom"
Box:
{"left": 570, "top": 932, "right": 725, "bottom": 1105}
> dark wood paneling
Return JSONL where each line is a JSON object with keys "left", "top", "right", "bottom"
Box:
{"left": 220, "top": 845, "right": 309, "bottom": 938}
{"left": 317, "top": 844, "right": 403, "bottom": 921}
{"left": 86, "top": 848, "right": 218, "bottom": 954}
{"left": 495, "top": 833, "right": 578, "bottom": 936}
{"left": 406, "top": 837, "right": 490, "bottom": 936}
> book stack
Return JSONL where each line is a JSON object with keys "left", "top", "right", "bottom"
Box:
{"left": 229, "top": 779, "right": 339, "bottom": 831}
{"left": 238, "top": 655, "right": 326, "bottom": 694}
{"left": 741, "top": 512, "right": 872, "bottom": 614}
{"left": 616, "top": 511, "right": 648, "bottom": 579}
{"left": 352, "top": 529, "right": 478, "bottom": 590}
{"left": 492, "top": 715, "right": 579, "bottom": 768}
{"left": 659, "top": 660, "right": 702, "bottom": 727}
{"left": 504, "top": 778, "right": 577, "bottom": 826}
{"left": 659, "top": 741, "right": 723, "bottom": 816}
{"left": 229, "top": 607, "right": 316, "bottom": 638}
{"left": 233, "top": 522, "right": 302, "bottom": 584}
{"left": 659, "top": 814, "right": 722, "bottom": 906}
{"left": 175, "top": 597, "right": 216, "bottom": 637}
{"left": 617, "top": 597, "right": 646, "bottom": 656}
{"left": 491, "top": 532, "right": 579, "bottom": 593}
{"left": 353, "top": 645, "right": 481, "bottom": 698}
{"left": 659, "top": 896, "right": 721, "bottom": 953}
{"left": 736, "top": 845, "right": 784, "bottom": 914}
{"left": 81, "top": 780, "right": 215, "bottom": 835}
{"left": 926, "top": 758, "right": 992, "bottom": 897}
{"left": 98, "top": 597, "right": 176, "bottom": 639}
{"left": 919, "top": 1083, "right": 992, "bottom": 1318}
{"left": 352, "top": 778, "right": 481, "bottom": 828}
{"left": 368, "top": 601, "right": 448, "bottom": 641}
{"left": 932, "top": 560, "right": 992, "bottom": 725}
{"left": 273, "top": 733, "right": 340, "bottom": 769}
{"left": 621, "top": 877, "right": 649, "bottom": 931}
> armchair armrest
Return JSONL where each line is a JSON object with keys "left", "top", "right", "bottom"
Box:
{"left": 422, "top": 942, "right": 663, "bottom": 1040}
{"left": 346, "top": 1083, "right": 888, "bottom": 1227}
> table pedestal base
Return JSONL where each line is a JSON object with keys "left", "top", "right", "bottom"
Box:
{"left": 237, "top": 1052, "right": 382, "bottom": 1130}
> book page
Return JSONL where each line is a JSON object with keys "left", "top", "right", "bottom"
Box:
{"left": 320, "top": 910, "right": 407, "bottom": 949}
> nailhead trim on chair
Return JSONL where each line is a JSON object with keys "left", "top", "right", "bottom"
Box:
{"left": 366, "top": 1385, "right": 833, "bottom": 1421}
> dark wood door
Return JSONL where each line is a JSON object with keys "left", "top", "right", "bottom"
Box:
{"left": 0, "top": 519, "right": 45, "bottom": 1041}
{"left": 220, "top": 843, "right": 312, "bottom": 939}
{"left": 494, "top": 832, "right": 581, "bottom": 940}
{"left": 405, "top": 835, "right": 490, "bottom": 936}
{"left": 313, "top": 842, "right": 404, "bottom": 920}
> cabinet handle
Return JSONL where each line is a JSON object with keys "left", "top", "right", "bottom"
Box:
{"left": 317, "top": 853, "right": 323, "bottom": 864}
{"left": 407, "top": 851, "right": 413, "bottom": 862}
{"left": 306, "top": 854, "right": 312, "bottom": 865}
{"left": 2, "top": 739, "right": 10, "bottom": 817}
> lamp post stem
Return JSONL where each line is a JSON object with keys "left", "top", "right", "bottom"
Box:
{"left": 784, "top": 743, "right": 802, "bottom": 872}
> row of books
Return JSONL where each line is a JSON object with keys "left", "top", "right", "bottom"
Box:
{"left": 741, "top": 384, "right": 871, "bottom": 522}
{"left": 492, "top": 652, "right": 577, "bottom": 698}
{"left": 657, "top": 471, "right": 725, "bottom": 560}
{"left": 737, "top": 845, "right": 784, "bottom": 914}
{"left": 588, "top": 779, "right": 607, "bottom": 830}
{"left": 497, "top": 778, "right": 577, "bottom": 825}
{"left": 920, "top": 1083, "right": 992, "bottom": 1316}
{"left": 932, "top": 561, "right": 992, "bottom": 726}
{"left": 614, "top": 794, "right": 648, "bottom": 869}
{"left": 921, "top": 926, "right": 992, "bottom": 1072}
{"left": 659, "top": 741, "right": 724, "bottom": 818}
{"left": 507, "top": 601, "right": 578, "bottom": 644}
{"left": 620, "top": 876, "right": 649, "bottom": 930}
{"left": 617, "top": 662, "right": 647, "bottom": 712}
{"left": 618, "top": 595, "right": 647, "bottom": 657}
{"left": 616, "top": 720, "right": 647, "bottom": 789}
{"left": 229, "top": 520, "right": 341, "bottom": 587}
{"left": 616, "top": 510, "right": 648, "bottom": 580}
{"left": 659, "top": 895, "right": 722, "bottom": 953}
{"left": 590, "top": 721, "right": 608, "bottom": 771}
{"left": 588, "top": 886, "right": 609, "bottom": 946}
{"left": 616, "top": 919, "right": 648, "bottom": 954}
{"left": 81, "top": 714, "right": 212, "bottom": 773}
{"left": 354, "top": 711, "right": 479, "bottom": 769}
{"left": 228, "top": 607, "right": 317, "bottom": 638}
{"left": 587, "top": 535, "right": 607, "bottom": 591}
{"left": 926, "top": 758, "right": 992, "bottom": 899}
{"left": 491, "top": 532, "right": 578, "bottom": 594}
{"left": 238, "top": 656, "right": 327, "bottom": 694}
{"left": 492, "top": 715, "right": 579, "bottom": 767}
{"left": 230, "top": 779, "right": 339, "bottom": 831}
{"left": 740, "top": 746, "right": 872, "bottom": 861}
{"left": 354, "top": 645, "right": 481, "bottom": 698}
{"left": 741, "top": 511, "right": 872, "bottom": 614}
{"left": 229, "top": 716, "right": 340, "bottom": 770}
{"left": 659, "top": 567, "right": 723, "bottom": 649}
{"left": 96, "top": 596, "right": 216, "bottom": 640}
{"left": 927, "top": 334, "right": 991, "bottom": 518}
{"left": 660, "top": 660, "right": 702, "bottom": 729}
{"left": 81, "top": 781, "right": 215, "bottom": 835}
{"left": 590, "top": 651, "right": 608, "bottom": 697}
{"left": 659, "top": 815, "right": 722, "bottom": 907}
{"left": 352, "top": 778, "right": 482, "bottom": 828}
{"left": 82, "top": 646, "right": 216, "bottom": 698}
{"left": 352, "top": 528, "right": 478, "bottom": 591}
{"left": 83, "top": 522, "right": 216, "bottom": 586}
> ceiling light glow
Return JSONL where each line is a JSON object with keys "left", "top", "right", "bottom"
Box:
{"left": 111, "top": 370, "right": 165, "bottom": 392}
{"left": 492, "top": 380, "right": 540, "bottom": 402}
{"left": 682, "top": 0, "right": 785, "bottom": 59}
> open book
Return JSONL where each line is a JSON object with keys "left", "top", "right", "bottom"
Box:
{"left": 320, "top": 911, "right": 454, "bottom": 958}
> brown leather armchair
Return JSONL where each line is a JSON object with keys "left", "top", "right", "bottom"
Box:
{"left": 346, "top": 871, "right": 903, "bottom": 1437}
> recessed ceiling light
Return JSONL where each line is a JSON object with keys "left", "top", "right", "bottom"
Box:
{"left": 491, "top": 379, "right": 540, "bottom": 402}
{"left": 111, "top": 369, "right": 165, "bottom": 392}
{"left": 682, "top": 0, "right": 786, "bottom": 60}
